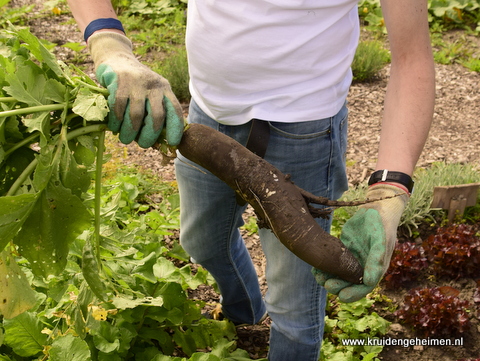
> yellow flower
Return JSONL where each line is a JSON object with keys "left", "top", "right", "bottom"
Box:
{"left": 52, "top": 7, "right": 61, "bottom": 15}
{"left": 90, "top": 305, "right": 108, "bottom": 321}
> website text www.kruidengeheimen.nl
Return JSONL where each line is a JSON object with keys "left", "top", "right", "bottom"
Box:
{"left": 341, "top": 337, "right": 464, "bottom": 348}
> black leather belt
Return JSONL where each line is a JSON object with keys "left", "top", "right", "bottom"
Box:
{"left": 245, "top": 119, "right": 270, "bottom": 158}
{"left": 236, "top": 119, "right": 271, "bottom": 206}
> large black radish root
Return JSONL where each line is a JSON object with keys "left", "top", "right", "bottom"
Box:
{"left": 176, "top": 123, "right": 364, "bottom": 284}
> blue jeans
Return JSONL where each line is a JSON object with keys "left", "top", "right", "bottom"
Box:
{"left": 175, "top": 100, "right": 349, "bottom": 361}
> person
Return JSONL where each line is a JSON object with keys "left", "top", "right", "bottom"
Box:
{"left": 67, "top": 1, "right": 435, "bottom": 360}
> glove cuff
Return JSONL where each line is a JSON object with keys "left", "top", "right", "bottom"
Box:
{"left": 84, "top": 18, "right": 125, "bottom": 42}
{"left": 366, "top": 183, "right": 409, "bottom": 205}
{"left": 364, "top": 183, "right": 409, "bottom": 227}
{"left": 88, "top": 31, "right": 133, "bottom": 66}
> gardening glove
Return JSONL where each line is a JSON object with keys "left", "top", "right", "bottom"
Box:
{"left": 313, "top": 183, "right": 409, "bottom": 303}
{"left": 88, "top": 31, "right": 184, "bottom": 148}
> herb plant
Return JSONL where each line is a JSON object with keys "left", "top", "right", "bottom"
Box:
{"left": 352, "top": 40, "right": 390, "bottom": 82}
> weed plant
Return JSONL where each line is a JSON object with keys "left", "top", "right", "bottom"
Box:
{"left": 359, "top": 0, "right": 480, "bottom": 72}
{"left": 359, "top": 0, "right": 480, "bottom": 32}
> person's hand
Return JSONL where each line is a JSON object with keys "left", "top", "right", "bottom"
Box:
{"left": 313, "top": 183, "right": 409, "bottom": 302}
{"left": 88, "top": 31, "right": 184, "bottom": 148}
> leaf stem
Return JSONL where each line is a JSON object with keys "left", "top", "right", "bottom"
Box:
{"left": 5, "top": 159, "right": 38, "bottom": 197}
{"left": 0, "top": 97, "right": 18, "bottom": 103}
{"left": 76, "top": 80, "right": 110, "bottom": 96}
{"left": 94, "top": 130, "right": 106, "bottom": 264}
{"left": 0, "top": 103, "right": 69, "bottom": 117}
{"left": 5, "top": 124, "right": 107, "bottom": 196}
{"left": 66, "top": 124, "right": 107, "bottom": 140}
{"left": 4, "top": 132, "right": 41, "bottom": 157}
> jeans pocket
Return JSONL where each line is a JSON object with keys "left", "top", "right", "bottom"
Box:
{"left": 268, "top": 118, "right": 332, "bottom": 140}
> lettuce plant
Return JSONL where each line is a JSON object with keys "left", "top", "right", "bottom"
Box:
{"left": 383, "top": 242, "right": 429, "bottom": 289}
{"left": 395, "top": 287, "right": 471, "bottom": 337}
{"left": 422, "top": 224, "right": 480, "bottom": 280}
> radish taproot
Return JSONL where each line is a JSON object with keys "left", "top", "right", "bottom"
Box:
{"left": 176, "top": 123, "right": 364, "bottom": 284}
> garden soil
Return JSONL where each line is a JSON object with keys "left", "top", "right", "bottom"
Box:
{"left": 12, "top": 1, "right": 480, "bottom": 360}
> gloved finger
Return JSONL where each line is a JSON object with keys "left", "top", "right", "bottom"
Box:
{"left": 164, "top": 89, "right": 184, "bottom": 120}
{"left": 118, "top": 102, "right": 139, "bottom": 144}
{"left": 148, "top": 86, "right": 167, "bottom": 127}
{"left": 110, "top": 95, "right": 128, "bottom": 133}
{"left": 362, "top": 242, "right": 388, "bottom": 287}
{"left": 119, "top": 95, "right": 147, "bottom": 144}
{"left": 96, "top": 64, "right": 124, "bottom": 132}
{"left": 163, "top": 96, "right": 184, "bottom": 146}
{"left": 324, "top": 278, "right": 351, "bottom": 295}
{"left": 128, "top": 95, "right": 146, "bottom": 133}
{"left": 337, "top": 283, "right": 374, "bottom": 303}
{"left": 363, "top": 227, "right": 391, "bottom": 287}
{"left": 137, "top": 100, "right": 164, "bottom": 148}
{"left": 311, "top": 268, "right": 332, "bottom": 286}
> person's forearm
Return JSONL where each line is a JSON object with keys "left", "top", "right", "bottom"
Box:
{"left": 376, "top": 0, "right": 435, "bottom": 176}
{"left": 67, "top": 0, "right": 120, "bottom": 34}
{"left": 376, "top": 55, "right": 435, "bottom": 176}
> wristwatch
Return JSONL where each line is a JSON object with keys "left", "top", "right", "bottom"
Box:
{"left": 368, "top": 170, "right": 414, "bottom": 194}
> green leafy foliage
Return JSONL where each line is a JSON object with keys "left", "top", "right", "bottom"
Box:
{"left": 0, "top": 169, "right": 254, "bottom": 360}
{"left": 359, "top": 0, "right": 480, "bottom": 73}
{"left": 3, "top": 312, "right": 48, "bottom": 357}
{"left": 117, "top": 0, "right": 187, "bottom": 54}
{"left": 0, "top": 0, "right": 34, "bottom": 27}
{"left": 0, "top": 249, "right": 37, "bottom": 319}
{"left": 0, "top": 25, "right": 256, "bottom": 360}
{"left": 0, "top": 25, "right": 108, "bottom": 285}
{"left": 359, "top": 0, "right": 480, "bottom": 32}
{"left": 321, "top": 296, "right": 390, "bottom": 361}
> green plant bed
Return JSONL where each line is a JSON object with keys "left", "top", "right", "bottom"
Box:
{"left": 0, "top": 25, "right": 263, "bottom": 360}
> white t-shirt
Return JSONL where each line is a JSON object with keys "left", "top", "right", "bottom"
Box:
{"left": 186, "top": 0, "right": 360, "bottom": 125}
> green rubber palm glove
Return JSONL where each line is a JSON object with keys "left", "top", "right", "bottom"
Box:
{"left": 88, "top": 31, "right": 184, "bottom": 148}
{"left": 313, "top": 183, "right": 409, "bottom": 302}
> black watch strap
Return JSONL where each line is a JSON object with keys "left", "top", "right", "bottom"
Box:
{"left": 368, "top": 170, "right": 414, "bottom": 193}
